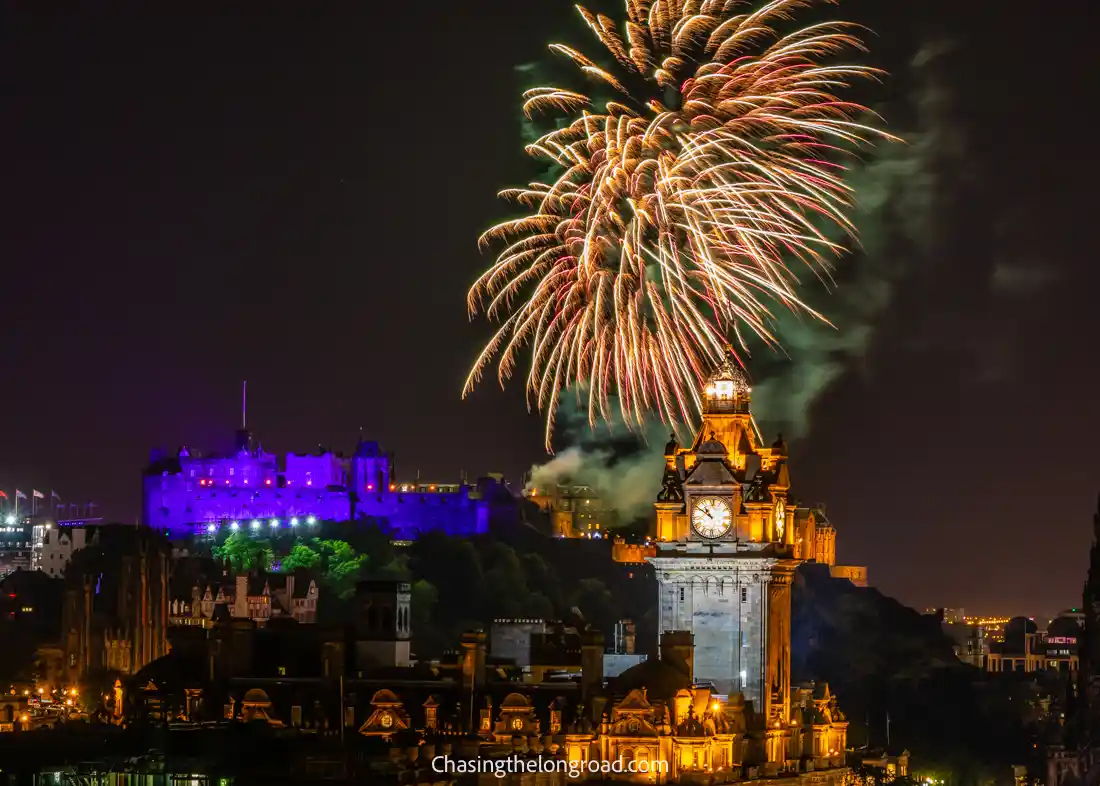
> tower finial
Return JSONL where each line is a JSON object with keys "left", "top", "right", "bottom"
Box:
{"left": 242, "top": 380, "right": 247, "bottom": 430}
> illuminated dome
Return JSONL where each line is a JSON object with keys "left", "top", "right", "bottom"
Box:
{"left": 704, "top": 348, "right": 751, "bottom": 400}
{"left": 370, "top": 689, "right": 401, "bottom": 706}
{"left": 500, "top": 692, "right": 531, "bottom": 709}
{"left": 697, "top": 433, "right": 727, "bottom": 456}
{"left": 1048, "top": 616, "right": 1082, "bottom": 640}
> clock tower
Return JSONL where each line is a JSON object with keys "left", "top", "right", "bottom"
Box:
{"left": 648, "top": 350, "right": 798, "bottom": 762}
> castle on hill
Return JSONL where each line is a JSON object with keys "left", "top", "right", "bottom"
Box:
{"left": 143, "top": 422, "right": 513, "bottom": 539}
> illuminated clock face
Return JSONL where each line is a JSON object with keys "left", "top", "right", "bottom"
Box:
{"left": 380, "top": 713, "right": 393, "bottom": 728}
{"left": 511, "top": 716, "right": 524, "bottom": 730}
{"left": 775, "top": 499, "right": 786, "bottom": 540}
{"left": 691, "top": 497, "right": 732, "bottom": 539}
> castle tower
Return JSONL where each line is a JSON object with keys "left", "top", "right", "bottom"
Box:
{"left": 646, "top": 350, "right": 800, "bottom": 762}
{"left": 690, "top": 350, "right": 760, "bottom": 474}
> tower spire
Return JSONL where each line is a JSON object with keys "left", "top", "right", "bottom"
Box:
{"left": 234, "top": 381, "right": 253, "bottom": 454}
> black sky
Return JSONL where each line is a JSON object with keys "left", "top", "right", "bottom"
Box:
{"left": 1, "top": 1, "right": 1098, "bottom": 618}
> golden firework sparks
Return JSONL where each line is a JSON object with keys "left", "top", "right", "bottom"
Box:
{"left": 465, "top": 0, "right": 898, "bottom": 448}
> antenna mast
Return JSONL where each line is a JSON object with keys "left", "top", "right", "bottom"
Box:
{"left": 242, "top": 380, "right": 247, "bottom": 430}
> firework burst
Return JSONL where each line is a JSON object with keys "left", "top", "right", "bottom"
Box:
{"left": 464, "top": 0, "right": 896, "bottom": 447}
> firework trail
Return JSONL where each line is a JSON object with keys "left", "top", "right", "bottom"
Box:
{"left": 464, "top": 0, "right": 897, "bottom": 448}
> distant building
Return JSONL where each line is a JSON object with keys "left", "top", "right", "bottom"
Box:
{"left": 525, "top": 483, "right": 614, "bottom": 538}
{"left": 62, "top": 529, "right": 170, "bottom": 681}
{"left": 143, "top": 424, "right": 510, "bottom": 539}
{"left": 0, "top": 519, "right": 33, "bottom": 576}
{"left": 490, "top": 618, "right": 550, "bottom": 669}
{"left": 40, "top": 525, "right": 101, "bottom": 578}
{"left": 941, "top": 621, "right": 988, "bottom": 667}
{"left": 611, "top": 537, "right": 656, "bottom": 563}
{"left": 860, "top": 750, "right": 911, "bottom": 780}
{"left": 0, "top": 512, "right": 108, "bottom": 578}
{"left": 986, "top": 614, "right": 1081, "bottom": 675}
{"left": 354, "top": 581, "right": 411, "bottom": 671}
{"left": 489, "top": 617, "right": 646, "bottom": 681}
{"left": 925, "top": 607, "right": 966, "bottom": 624}
{"left": 170, "top": 573, "right": 319, "bottom": 628}
{"left": 793, "top": 505, "right": 869, "bottom": 587}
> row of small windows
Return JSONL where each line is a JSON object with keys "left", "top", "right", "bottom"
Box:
{"left": 179, "top": 492, "right": 463, "bottom": 507}
{"left": 678, "top": 585, "right": 749, "bottom": 602}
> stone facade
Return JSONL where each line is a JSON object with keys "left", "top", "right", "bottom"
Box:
{"left": 40, "top": 525, "right": 98, "bottom": 578}
{"left": 646, "top": 350, "right": 846, "bottom": 762}
{"left": 62, "top": 530, "right": 170, "bottom": 681}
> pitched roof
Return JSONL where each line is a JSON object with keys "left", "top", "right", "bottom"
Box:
{"left": 683, "top": 456, "right": 738, "bottom": 487}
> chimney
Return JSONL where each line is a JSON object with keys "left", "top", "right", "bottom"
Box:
{"left": 660, "top": 630, "right": 695, "bottom": 680}
{"left": 234, "top": 575, "right": 249, "bottom": 619}
{"left": 580, "top": 630, "right": 605, "bottom": 700}
{"left": 285, "top": 574, "right": 296, "bottom": 614}
{"left": 460, "top": 631, "right": 488, "bottom": 694}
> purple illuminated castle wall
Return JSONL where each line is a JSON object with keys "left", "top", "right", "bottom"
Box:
{"left": 143, "top": 428, "right": 499, "bottom": 539}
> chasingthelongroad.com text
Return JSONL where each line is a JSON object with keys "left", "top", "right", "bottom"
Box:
{"left": 432, "top": 754, "right": 668, "bottom": 779}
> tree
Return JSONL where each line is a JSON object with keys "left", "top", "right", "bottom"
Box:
{"left": 213, "top": 532, "right": 273, "bottom": 572}
{"left": 314, "top": 539, "right": 368, "bottom": 600}
{"left": 282, "top": 542, "right": 321, "bottom": 572}
{"left": 410, "top": 579, "right": 444, "bottom": 655}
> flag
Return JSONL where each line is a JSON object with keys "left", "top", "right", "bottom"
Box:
{"left": 15, "top": 490, "right": 26, "bottom": 500}
{"left": 51, "top": 491, "right": 61, "bottom": 501}
{"left": 0, "top": 491, "right": 6, "bottom": 499}
{"left": 32, "top": 490, "right": 44, "bottom": 500}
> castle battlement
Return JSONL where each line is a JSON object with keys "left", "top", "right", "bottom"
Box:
{"left": 143, "top": 427, "right": 502, "bottom": 539}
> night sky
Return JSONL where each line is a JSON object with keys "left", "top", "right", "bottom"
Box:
{"left": 1, "top": 1, "right": 1097, "bottom": 618}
